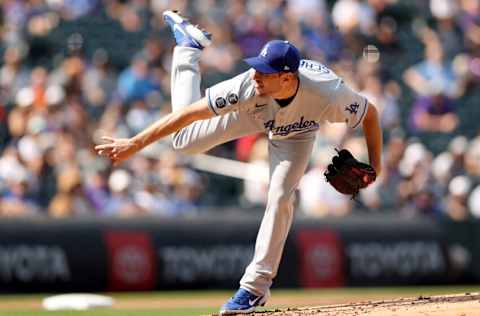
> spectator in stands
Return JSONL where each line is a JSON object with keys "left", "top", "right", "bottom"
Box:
{"left": 126, "top": 152, "right": 172, "bottom": 216}
{"left": 82, "top": 49, "right": 117, "bottom": 116}
{"left": 397, "top": 142, "right": 435, "bottom": 216}
{"left": 125, "top": 99, "right": 159, "bottom": 134}
{"left": 431, "top": 151, "right": 454, "bottom": 197}
{"left": 103, "top": 169, "right": 142, "bottom": 216}
{"left": 443, "top": 175, "right": 472, "bottom": 221}
{"left": 49, "top": 55, "right": 86, "bottom": 100}
{"left": 408, "top": 89, "right": 459, "bottom": 133}
{"left": 295, "top": 0, "right": 344, "bottom": 62}
{"left": 23, "top": 66, "right": 49, "bottom": 110}
{"left": 362, "top": 130, "right": 406, "bottom": 210}
{"left": 169, "top": 168, "right": 203, "bottom": 216}
{"left": 0, "top": 46, "right": 30, "bottom": 106}
{"left": 6, "top": 106, "right": 27, "bottom": 142}
{"left": 226, "top": 1, "right": 270, "bottom": 59}
{"left": 402, "top": 188, "right": 443, "bottom": 218}
{"left": 313, "top": 123, "right": 349, "bottom": 152}
{"left": 48, "top": 165, "right": 93, "bottom": 217}
{"left": 0, "top": 174, "right": 39, "bottom": 216}
{"left": 0, "top": 145, "right": 40, "bottom": 216}
{"left": 1, "top": 0, "right": 480, "bottom": 219}
{"left": 464, "top": 135, "right": 480, "bottom": 178}
{"left": 331, "top": 0, "right": 379, "bottom": 58}
{"left": 17, "top": 132, "right": 52, "bottom": 208}
{"left": 372, "top": 16, "right": 402, "bottom": 55}
{"left": 84, "top": 170, "right": 110, "bottom": 214}
{"left": 468, "top": 183, "right": 480, "bottom": 218}
{"left": 458, "top": 0, "right": 480, "bottom": 56}
{"left": 299, "top": 148, "right": 352, "bottom": 217}
{"left": 360, "top": 74, "right": 400, "bottom": 130}
{"left": 403, "top": 32, "right": 462, "bottom": 99}
{"left": 156, "top": 150, "right": 204, "bottom": 216}
{"left": 403, "top": 32, "right": 462, "bottom": 134}
{"left": 235, "top": 134, "right": 262, "bottom": 162}
{"left": 200, "top": 20, "right": 242, "bottom": 77}
{"left": 430, "top": 0, "right": 464, "bottom": 60}
{"left": 53, "top": 0, "right": 99, "bottom": 20}
{"left": 448, "top": 135, "right": 469, "bottom": 177}
{"left": 117, "top": 54, "right": 161, "bottom": 104}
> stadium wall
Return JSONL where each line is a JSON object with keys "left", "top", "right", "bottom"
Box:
{"left": 0, "top": 214, "right": 476, "bottom": 293}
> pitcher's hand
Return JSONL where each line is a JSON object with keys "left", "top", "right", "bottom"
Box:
{"left": 95, "top": 136, "right": 140, "bottom": 166}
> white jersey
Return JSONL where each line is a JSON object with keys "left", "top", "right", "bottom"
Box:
{"left": 206, "top": 59, "right": 368, "bottom": 140}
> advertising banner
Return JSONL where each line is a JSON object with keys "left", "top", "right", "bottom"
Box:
{"left": 295, "top": 229, "right": 345, "bottom": 288}
{"left": 0, "top": 215, "right": 477, "bottom": 292}
{"left": 0, "top": 220, "right": 107, "bottom": 292}
{"left": 104, "top": 231, "right": 156, "bottom": 291}
{"left": 293, "top": 216, "right": 474, "bottom": 287}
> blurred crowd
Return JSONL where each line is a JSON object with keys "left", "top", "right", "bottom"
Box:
{"left": 1, "top": 0, "right": 480, "bottom": 220}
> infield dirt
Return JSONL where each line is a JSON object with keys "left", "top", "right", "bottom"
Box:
{"left": 225, "top": 293, "right": 480, "bottom": 316}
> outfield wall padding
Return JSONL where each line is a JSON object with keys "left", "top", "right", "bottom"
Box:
{"left": 0, "top": 214, "right": 475, "bottom": 293}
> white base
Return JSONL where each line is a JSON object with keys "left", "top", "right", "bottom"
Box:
{"left": 42, "top": 293, "right": 114, "bottom": 311}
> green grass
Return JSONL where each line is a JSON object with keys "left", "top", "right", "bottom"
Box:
{"left": 0, "top": 286, "right": 479, "bottom": 316}
{"left": 0, "top": 309, "right": 217, "bottom": 316}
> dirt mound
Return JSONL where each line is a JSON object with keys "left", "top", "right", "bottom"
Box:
{"left": 243, "top": 293, "right": 480, "bottom": 316}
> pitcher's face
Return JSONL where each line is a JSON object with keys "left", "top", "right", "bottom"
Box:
{"left": 251, "top": 71, "right": 285, "bottom": 96}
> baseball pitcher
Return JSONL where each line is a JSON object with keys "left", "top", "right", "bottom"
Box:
{"left": 95, "top": 11, "right": 382, "bottom": 315}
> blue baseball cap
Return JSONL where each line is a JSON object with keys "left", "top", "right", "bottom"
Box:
{"left": 244, "top": 40, "right": 301, "bottom": 74}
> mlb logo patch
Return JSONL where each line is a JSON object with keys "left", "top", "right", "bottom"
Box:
{"left": 215, "top": 97, "right": 227, "bottom": 108}
{"left": 227, "top": 93, "right": 239, "bottom": 105}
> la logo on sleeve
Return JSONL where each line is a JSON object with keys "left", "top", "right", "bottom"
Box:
{"left": 345, "top": 102, "right": 360, "bottom": 114}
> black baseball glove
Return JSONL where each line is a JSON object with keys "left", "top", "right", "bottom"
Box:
{"left": 324, "top": 149, "right": 377, "bottom": 198}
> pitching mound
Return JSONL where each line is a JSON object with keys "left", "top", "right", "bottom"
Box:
{"left": 244, "top": 293, "right": 480, "bottom": 316}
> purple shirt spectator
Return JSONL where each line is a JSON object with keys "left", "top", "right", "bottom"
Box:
{"left": 409, "top": 94, "right": 458, "bottom": 133}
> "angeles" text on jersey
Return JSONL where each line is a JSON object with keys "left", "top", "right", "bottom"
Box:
{"left": 264, "top": 116, "right": 319, "bottom": 136}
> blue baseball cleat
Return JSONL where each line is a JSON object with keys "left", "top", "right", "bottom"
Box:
{"left": 163, "top": 10, "right": 212, "bottom": 49}
{"left": 220, "top": 288, "right": 269, "bottom": 315}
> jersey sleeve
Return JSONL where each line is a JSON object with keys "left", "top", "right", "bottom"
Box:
{"left": 325, "top": 80, "right": 369, "bottom": 129}
{"left": 205, "top": 70, "right": 256, "bottom": 116}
